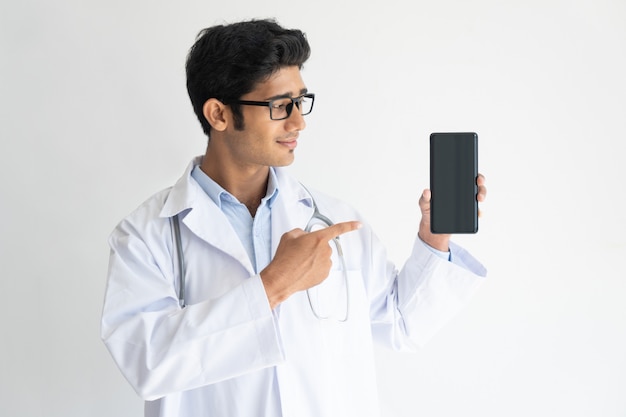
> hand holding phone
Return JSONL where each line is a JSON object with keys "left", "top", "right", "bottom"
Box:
{"left": 429, "top": 132, "right": 479, "bottom": 234}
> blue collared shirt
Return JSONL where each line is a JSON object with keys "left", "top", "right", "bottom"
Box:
{"left": 191, "top": 165, "right": 278, "bottom": 274}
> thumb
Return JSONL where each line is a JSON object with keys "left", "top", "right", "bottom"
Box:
{"left": 419, "top": 189, "right": 431, "bottom": 212}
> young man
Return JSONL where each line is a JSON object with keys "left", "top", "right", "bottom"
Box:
{"left": 101, "top": 19, "right": 487, "bottom": 417}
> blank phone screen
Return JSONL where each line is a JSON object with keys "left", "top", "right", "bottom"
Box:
{"left": 430, "top": 132, "right": 478, "bottom": 234}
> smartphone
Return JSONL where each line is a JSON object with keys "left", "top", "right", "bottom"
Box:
{"left": 429, "top": 132, "right": 478, "bottom": 234}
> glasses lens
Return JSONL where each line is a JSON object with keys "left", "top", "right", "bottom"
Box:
{"left": 269, "top": 95, "right": 314, "bottom": 120}
{"left": 270, "top": 98, "right": 292, "bottom": 120}
{"left": 298, "top": 95, "right": 314, "bottom": 116}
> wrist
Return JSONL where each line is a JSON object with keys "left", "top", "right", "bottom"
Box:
{"left": 259, "top": 268, "right": 291, "bottom": 309}
{"left": 418, "top": 223, "right": 450, "bottom": 252}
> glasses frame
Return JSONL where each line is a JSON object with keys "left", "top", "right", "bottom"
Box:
{"left": 228, "top": 93, "right": 315, "bottom": 121}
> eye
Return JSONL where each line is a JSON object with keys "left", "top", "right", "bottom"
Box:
{"left": 271, "top": 99, "right": 291, "bottom": 110}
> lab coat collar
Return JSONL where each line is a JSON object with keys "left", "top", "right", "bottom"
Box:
{"left": 159, "top": 157, "right": 313, "bottom": 217}
{"left": 159, "top": 156, "right": 203, "bottom": 218}
{"left": 158, "top": 156, "right": 316, "bottom": 274}
{"left": 159, "top": 156, "right": 254, "bottom": 274}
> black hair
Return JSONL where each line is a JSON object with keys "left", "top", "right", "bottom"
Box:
{"left": 185, "top": 19, "right": 311, "bottom": 136}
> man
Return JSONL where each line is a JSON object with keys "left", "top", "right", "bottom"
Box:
{"left": 101, "top": 19, "right": 487, "bottom": 417}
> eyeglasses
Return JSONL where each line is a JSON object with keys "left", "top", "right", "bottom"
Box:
{"left": 228, "top": 93, "right": 315, "bottom": 120}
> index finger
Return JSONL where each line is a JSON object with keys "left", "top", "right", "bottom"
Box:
{"left": 312, "top": 221, "right": 362, "bottom": 240}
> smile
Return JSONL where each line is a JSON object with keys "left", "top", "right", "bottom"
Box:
{"left": 277, "top": 136, "right": 298, "bottom": 150}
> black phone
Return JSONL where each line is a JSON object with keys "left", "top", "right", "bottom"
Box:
{"left": 429, "top": 132, "right": 478, "bottom": 234}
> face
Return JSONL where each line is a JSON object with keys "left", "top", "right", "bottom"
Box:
{"left": 220, "top": 66, "right": 308, "bottom": 169}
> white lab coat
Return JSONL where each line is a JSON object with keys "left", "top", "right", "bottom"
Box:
{"left": 101, "top": 157, "right": 487, "bottom": 417}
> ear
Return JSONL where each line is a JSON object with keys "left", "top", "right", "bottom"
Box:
{"left": 202, "top": 98, "right": 229, "bottom": 131}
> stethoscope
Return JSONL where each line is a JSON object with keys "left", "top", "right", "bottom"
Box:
{"left": 170, "top": 187, "right": 350, "bottom": 322}
{"left": 302, "top": 186, "right": 350, "bottom": 322}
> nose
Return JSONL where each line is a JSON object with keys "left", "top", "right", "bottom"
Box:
{"left": 285, "top": 106, "right": 306, "bottom": 131}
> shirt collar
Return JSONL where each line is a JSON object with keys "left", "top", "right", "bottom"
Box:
{"left": 190, "top": 164, "right": 280, "bottom": 209}
{"left": 265, "top": 168, "right": 280, "bottom": 208}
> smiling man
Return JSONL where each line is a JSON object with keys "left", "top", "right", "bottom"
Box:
{"left": 101, "top": 19, "right": 488, "bottom": 417}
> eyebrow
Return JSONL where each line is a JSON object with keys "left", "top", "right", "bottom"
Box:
{"left": 266, "top": 88, "right": 308, "bottom": 101}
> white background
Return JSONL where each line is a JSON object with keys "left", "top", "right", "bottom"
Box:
{"left": 1, "top": 0, "right": 625, "bottom": 416}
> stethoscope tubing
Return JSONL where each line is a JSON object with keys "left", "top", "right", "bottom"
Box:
{"left": 171, "top": 185, "right": 350, "bottom": 321}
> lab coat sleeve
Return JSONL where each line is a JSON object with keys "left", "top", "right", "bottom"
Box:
{"left": 100, "top": 218, "right": 284, "bottom": 400}
{"left": 369, "top": 231, "right": 486, "bottom": 350}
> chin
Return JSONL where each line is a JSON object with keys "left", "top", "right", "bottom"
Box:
{"left": 274, "top": 154, "right": 295, "bottom": 167}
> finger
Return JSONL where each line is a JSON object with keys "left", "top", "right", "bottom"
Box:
{"left": 419, "top": 189, "right": 431, "bottom": 207}
{"left": 476, "top": 176, "right": 487, "bottom": 201}
{"left": 476, "top": 174, "right": 487, "bottom": 202}
{"left": 418, "top": 189, "right": 431, "bottom": 217}
{"left": 477, "top": 186, "right": 487, "bottom": 202}
{"left": 313, "top": 221, "right": 362, "bottom": 240}
{"left": 285, "top": 228, "right": 307, "bottom": 238}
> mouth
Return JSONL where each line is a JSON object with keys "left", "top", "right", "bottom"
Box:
{"left": 277, "top": 135, "right": 298, "bottom": 150}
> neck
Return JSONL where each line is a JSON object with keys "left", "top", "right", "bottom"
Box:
{"left": 200, "top": 149, "right": 269, "bottom": 217}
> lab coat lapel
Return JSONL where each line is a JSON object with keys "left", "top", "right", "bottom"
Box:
{"left": 160, "top": 158, "right": 255, "bottom": 275}
{"left": 271, "top": 169, "right": 314, "bottom": 257}
{"left": 184, "top": 200, "right": 255, "bottom": 275}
